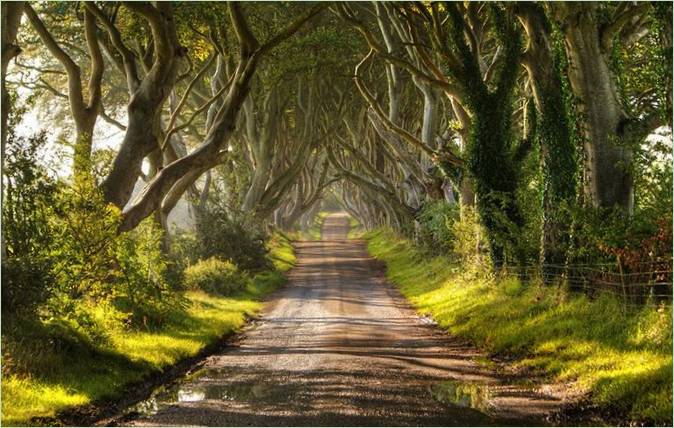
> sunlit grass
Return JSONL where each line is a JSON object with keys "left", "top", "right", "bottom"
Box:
{"left": 347, "top": 216, "right": 362, "bottom": 239}
{"left": 267, "top": 231, "right": 296, "bottom": 271}
{"left": 304, "top": 211, "right": 329, "bottom": 240}
{"left": 365, "top": 228, "right": 672, "bottom": 425}
{"left": 1, "top": 234, "right": 294, "bottom": 426}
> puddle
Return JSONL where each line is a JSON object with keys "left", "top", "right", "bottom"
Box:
{"left": 430, "top": 380, "right": 493, "bottom": 412}
{"left": 128, "top": 367, "right": 279, "bottom": 417}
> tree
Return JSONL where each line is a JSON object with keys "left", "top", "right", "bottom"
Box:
{"left": 119, "top": 2, "right": 328, "bottom": 231}
{"left": 515, "top": 2, "right": 577, "bottom": 267}
{"left": 25, "top": 3, "right": 104, "bottom": 179}
{"left": 549, "top": 2, "right": 664, "bottom": 213}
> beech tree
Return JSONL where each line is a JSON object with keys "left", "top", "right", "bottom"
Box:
{"left": 549, "top": 2, "right": 667, "bottom": 213}
{"left": 4, "top": 0, "right": 671, "bottom": 271}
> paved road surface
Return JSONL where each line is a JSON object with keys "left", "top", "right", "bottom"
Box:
{"left": 121, "top": 213, "right": 562, "bottom": 426}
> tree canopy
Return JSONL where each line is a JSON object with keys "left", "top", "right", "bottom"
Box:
{"left": 2, "top": 1, "right": 672, "bottom": 268}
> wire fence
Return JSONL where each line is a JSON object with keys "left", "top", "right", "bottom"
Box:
{"left": 500, "top": 259, "right": 672, "bottom": 308}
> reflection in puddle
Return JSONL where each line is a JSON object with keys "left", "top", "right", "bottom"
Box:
{"left": 178, "top": 388, "right": 206, "bottom": 402}
{"left": 130, "top": 368, "right": 277, "bottom": 417}
{"left": 430, "top": 380, "right": 493, "bottom": 412}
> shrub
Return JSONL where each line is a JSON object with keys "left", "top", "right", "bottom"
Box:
{"left": 195, "top": 207, "right": 271, "bottom": 271}
{"left": 114, "top": 220, "right": 187, "bottom": 329}
{"left": 417, "top": 200, "right": 458, "bottom": 254}
{"left": 1, "top": 131, "right": 58, "bottom": 316}
{"left": 165, "top": 229, "right": 200, "bottom": 289}
{"left": 1, "top": 256, "right": 51, "bottom": 317}
{"left": 451, "top": 206, "right": 490, "bottom": 275}
{"left": 184, "top": 257, "right": 249, "bottom": 295}
{"left": 2, "top": 130, "right": 186, "bottom": 332}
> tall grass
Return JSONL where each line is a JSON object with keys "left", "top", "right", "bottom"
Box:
{"left": 365, "top": 228, "right": 672, "bottom": 425}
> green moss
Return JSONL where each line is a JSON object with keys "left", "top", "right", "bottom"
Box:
{"left": 365, "top": 228, "right": 672, "bottom": 425}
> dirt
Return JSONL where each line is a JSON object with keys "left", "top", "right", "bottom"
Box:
{"left": 113, "top": 213, "right": 573, "bottom": 427}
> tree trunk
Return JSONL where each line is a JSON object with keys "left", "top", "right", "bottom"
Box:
{"left": 1, "top": 1, "right": 23, "bottom": 159}
{"left": 1, "top": 1, "right": 24, "bottom": 259}
{"left": 516, "top": 3, "right": 576, "bottom": 267}
{"left": 560, "top": 4, "right": 632, "bottom": 212}
{"left": 102, "top": 90, "right": 176, "bottom": 208}
{"left": 120, "top": 55, "right": 259, "bottom": 231}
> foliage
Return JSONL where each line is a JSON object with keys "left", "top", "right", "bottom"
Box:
{"left": 195, "top": 204, "right": 271, "bottom": 272}
{"left": 1, "top": 279, "right": 286, "bottom": 426}
{"left": 165, "top": 229, "right": 200, "bottom": 287}
{"left": 416, "top": 200, "right": 458, "bottom": 255}
{"left": 1, "top": 129, "right": 186, "bottom": 335}
{"left": 115, "top": 221, "right": 188, "bottom": 329}
{"left": 454, "top": 4, "right": 528, "bottom": 267}
{"left": 1, "top": 131, "right": 57, "bottom": 315}
{"left": 449, "top": 207, "right": 490, "bottom": 274}
{"left": 184, "top": 257, "right": 249, "bottom": 296}
{"left": 1, "top": 228, "right": 294, "bottom": 426}
{"left": 568, "top": 205, "right": 672, "bottom": 271}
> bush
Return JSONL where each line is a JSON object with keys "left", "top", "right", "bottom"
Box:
{"left": 2, "top": 131, "right": 58, "bottom": 316}
{"left": 451, "top": 206, "right": 490, "bottom": 274}
{"left": 1, "top": 256, "right": 51, "bottom": 316}
{"left": 2, "top": 130, "right": 185, "bottom": 332}
{"left": 165, "top": 229, "right": 200, "bottom": 289}
{"left": 195, "top": 206, "right": 271, "bottom": 271}
{"left": 114, "top": 220, "right": 187, "bottom": 329}
{"left": 417, "top": 200, "right": 458, "bottom": 254}
{"left": 184, "top": 257, "right": 249, "bottom": 295}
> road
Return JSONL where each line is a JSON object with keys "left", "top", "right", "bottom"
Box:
{"left": 121, "top": 213, "right": 563, "bottom": 426}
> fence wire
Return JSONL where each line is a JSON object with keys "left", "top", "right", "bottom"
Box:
{"left": 498, "top": 259, "right": 673, "bottom": 308}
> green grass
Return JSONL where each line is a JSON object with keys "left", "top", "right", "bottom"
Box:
{"left": 304, "top": 211, "right": 330, "bottom": 240}
{"left": 1, "top": 233, "right": 295, "bottom": 426}
{"left": 365, "top": 228, "right": 672, "bottom": 425}
{"left": 347, "top": 216, "right": 362, "bottom": 239}
{"left": 267, "top": 230, "right": 297, "bottom": 271}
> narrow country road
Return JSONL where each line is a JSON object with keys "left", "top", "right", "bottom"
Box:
{"left": 121, "top": 213, "right": 564, "bottom": 426}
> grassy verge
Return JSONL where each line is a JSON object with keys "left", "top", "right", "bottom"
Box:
{"left": 1, "top": 233, "right": 295, "bottom": 426}
{"left": 304, "top": 211, "right": 329, "bottom": 240}
{"left": 347, "top": 216, "right": 362, "bottom": 239}
{"left": 364, "top": 228, "right": 672, "bottom": 425}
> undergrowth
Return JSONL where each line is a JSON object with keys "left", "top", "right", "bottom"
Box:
{"left": 1, "top": 233, "right": 295, "bottom": 426}
{"left": 364, "top": 227, "right": 672, "bottom": 425}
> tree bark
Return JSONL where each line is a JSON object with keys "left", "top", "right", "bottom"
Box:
{"left": 1, "top": 1, "right": 23, "bottom": 158}
{"left": 555, "top": 3, "right": 635, "bottom": 212}
{"left": 516, "top": 2, "right": 576, "bottom": 267}
{"left": 89, "top": 2, "right": 184, "bottom": 208}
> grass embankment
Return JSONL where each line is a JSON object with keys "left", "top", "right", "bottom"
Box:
{"left": 305, "top": 211, "right": 330, "bottom": 240}
{"left": 1, "top": 233, "right": 295, "bottom": 426}
{"left": 364, "top": 228, "right": 672, "bottom": 425}
{"left": 347, "top": 216, "right": 362, "bottom": 239}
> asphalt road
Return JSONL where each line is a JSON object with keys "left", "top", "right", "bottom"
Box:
{"left": 121, "top": 213, "right": 563, "bottom": 426}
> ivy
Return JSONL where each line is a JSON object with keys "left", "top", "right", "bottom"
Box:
{"left": 456, "top": 5, "right": 527, "bottom": 267}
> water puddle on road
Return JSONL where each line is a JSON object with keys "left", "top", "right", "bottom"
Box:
{"left": 129, "top": 367, "right": 277, "bottom": 417}
{"left": 429, "top": 380, "right": 494, "bottom": 412}
{"left": 430, "top": 379, "right": 546, "bottom": 424}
